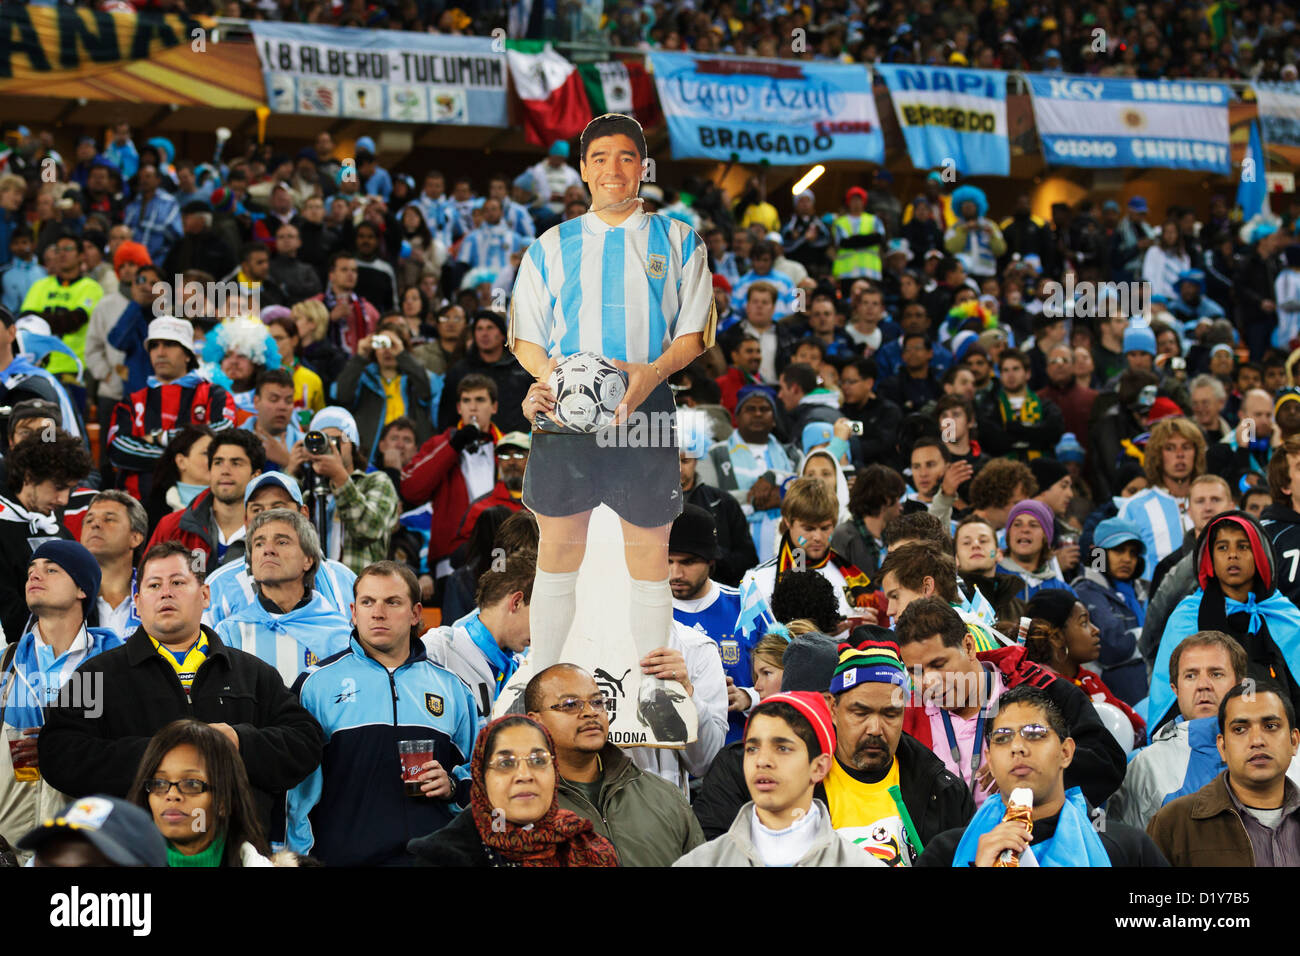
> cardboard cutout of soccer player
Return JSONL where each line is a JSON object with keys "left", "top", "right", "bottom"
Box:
{"left": 503, "top": 113, "right": 717, "bottom": 746}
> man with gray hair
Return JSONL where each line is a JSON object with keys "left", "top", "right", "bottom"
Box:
{"left": 214, "top": 507, "right": 352, "bottom": 687}
{"left": 1188, "top": 374, "right": 1230, "bottom": 443}
{"left": 80, "top": 490, "right": 148, "bottom": 642}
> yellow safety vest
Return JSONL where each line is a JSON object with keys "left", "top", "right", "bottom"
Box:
{"left": 832, "top": 213, "right": 883, "bottom": 280}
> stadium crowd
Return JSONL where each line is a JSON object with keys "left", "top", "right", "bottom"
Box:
{"left": 17, "top": 0, "right": 1300, "bottom": 81}
{"left": 2, "top": 79, "right": 1300, "bottom": 866}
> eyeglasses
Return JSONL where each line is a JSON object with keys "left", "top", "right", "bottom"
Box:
{"left": 988, "top": 724, "right": 1054, "bottom": 746}
{"left": 144, "top": 777, "right": 211, "bottom": 795}
{"left": 497, "top": 451, "right": 527, "bottom": 461}
{"left": 486, "top": 752, "right": 554, "bottom": 773}
{"left": 548, "top": 696, "right": 608, "bottom": 716}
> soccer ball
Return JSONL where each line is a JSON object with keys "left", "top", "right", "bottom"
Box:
{"left": 548, "top": 351, "right": 628, "bottom": 432}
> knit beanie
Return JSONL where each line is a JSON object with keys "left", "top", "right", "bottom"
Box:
{"left": 747, "top": 691, "right": 836, "bottom": 758}
{"left": 31, "top": 540, "right": 101, "bottom": 616}
{"left": 829, "top": 637, "right": 909, "bottom": 695}
{"left": 1005, "top": 499, "right": 1057, "bottom": 547}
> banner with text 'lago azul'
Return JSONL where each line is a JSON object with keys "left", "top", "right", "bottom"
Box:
{"left": 649, "top": 52, "right": 884, "bottom": 166}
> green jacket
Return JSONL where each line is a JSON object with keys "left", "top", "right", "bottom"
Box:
{"left": 557, "top": 742, "right": 704, "bottom": 867}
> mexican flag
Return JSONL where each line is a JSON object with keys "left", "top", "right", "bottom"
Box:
{"left": 578, "top": 60, "right": 662, "bottom": 128}
{"left": 506, "top": 39, "right": 594, "bottom": 146}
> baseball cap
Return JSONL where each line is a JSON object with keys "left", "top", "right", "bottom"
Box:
{"left": 18, "top": 795, "right": 167, "bottom": 866}
{"left": 145, "top": 316, "right": 197, "bottom": 358}
{"left": 1094, "top": 517, "right": 1146, "bottom": 553}
{"left": 1127, "top": 196, "right": 1148, "bottom": 213}
{"left": 243, "top": 471, "right": 305, "bottom": 506}
{"left": 496, "top": 431, "right": 532, "bottom": 452}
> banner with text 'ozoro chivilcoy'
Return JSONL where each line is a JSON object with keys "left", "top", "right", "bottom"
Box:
{"left": 648, "top": 52, "right": 884, "bottom": 166}
{"left": 1027, "top": 75, "right": 1232, "bottom": 174}
{"left": 251, "top": 23, "right": 507, "bottom": 125}
{"left": 875, "top": 65, "right": 1009, "bottom": 176}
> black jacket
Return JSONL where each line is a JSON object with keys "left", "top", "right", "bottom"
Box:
{"left": 974, "top": 381, "right": 1065, "bottom": 461}
{"left": 685, "top": 481, "right": 759, "bottom": 588}
{"left": 842, "top": 395, "right": 904, "bottom": 470}
{"left": 39, "top": 626, "right": 325, "bottom": 830}
{"left": 916, "top": 808, "right": 1169, "bottom": 867}
{"left": 162, "top": 229, "right": 237, "bottom": 281}
{"left": 0, "top": 493, "right": 71, "bottom": 645}
{"left": 1233, "top": 248, "right": 1281, "bottom": 328}
{"left": 438, "top": 349, "right": 535, "bottom": 434}
{"left": 269, "top": 255, "right": 323, "bottom": 303}
{"left": 1261, "top": 504, "right": 1300, "bottom": 609}
{"left": 409, "top": 807, "right": 493, "bottom": 867}
{"left": 692, "top": 731, "right": 975, "bottom": 844}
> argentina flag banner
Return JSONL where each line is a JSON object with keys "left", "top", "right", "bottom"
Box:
{"left": 876, "top": 65, "right": 1010, "bottom": 176}
{"left": 1027, "top": 75, "right": 1231, "bottom": 174}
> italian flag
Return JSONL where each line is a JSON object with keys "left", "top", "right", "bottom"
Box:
{"left": 578, "top": 60, "right": 662, "bottom": 128}
{"left": 506, "top": 39, "right": 594, "bottom": 146}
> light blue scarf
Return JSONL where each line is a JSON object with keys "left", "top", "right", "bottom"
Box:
{"left": 951, "top": 787, "right": 1110, "bottom": 867}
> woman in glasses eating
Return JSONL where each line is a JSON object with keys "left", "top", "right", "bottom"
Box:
{"left": 130, "top": 719, "right": 278, "bottom": 867}
{"left": 409, "top": 715, "right": 619, "bottom": 867}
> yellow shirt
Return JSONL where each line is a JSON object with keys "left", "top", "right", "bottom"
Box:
{"left": 381, "top": 374, "right": 405, "bottom": 424}
{"left": 740, "top": 201, "right": 781, "bottom": 234}
{"left": 150, "top": 633, "right": 210, "bottom": 692}
{"left": 292, "top": 363, "right": 326, "bottom": 416}
{"left": 823, "top": 756, "right": 913, "bottom": 866}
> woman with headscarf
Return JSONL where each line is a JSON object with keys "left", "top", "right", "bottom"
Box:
{"left": 797, "top": 443, "right": 852, "bottom": 525}
{"left": 407, "top": 715, "right": 620, "bottom": 867}
{"left": 1149, "top": 510, "right": 1300, "bottom": 737}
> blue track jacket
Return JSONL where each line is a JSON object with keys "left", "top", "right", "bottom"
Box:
{"left": 287, "top": 632, "right": 480, "bottom": 866}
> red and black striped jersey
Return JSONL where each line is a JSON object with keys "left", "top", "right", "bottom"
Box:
{"left": 108, "top": 377, "right": 235, "bottom": 499}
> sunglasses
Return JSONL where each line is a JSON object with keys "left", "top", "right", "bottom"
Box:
{"left": 988, "top": 724, "right": 1054, "bottom": 747}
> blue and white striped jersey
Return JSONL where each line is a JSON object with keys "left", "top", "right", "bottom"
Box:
{"left": 412, "top": 194, "right": 456, "bottom": 235}
{"left": 1118, "top": 486, "right": 1192, "bottom": 582}
{"left": 457, "top": 221, "right": 531, "bottom": 272}
{"left": 508, "top": 207, "right": 717, "bottom": 364}
{"left": 730, "top": 267, "right": 799, "bottom": 320}
{"left": 500, "top": 198, "right": 536, "bottom": 240}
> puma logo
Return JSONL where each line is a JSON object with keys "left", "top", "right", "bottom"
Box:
{"left": 594, "top": 667, "right": 631, "bottom": 697}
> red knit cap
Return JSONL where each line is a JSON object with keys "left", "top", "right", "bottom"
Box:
{"left": 712, "top": 273, "right": 732, "bottom": 293}
{"left": 113, "top": 241, "right": 151, "bottom": 272}
{"left": 746, "top": 691, "right": 836, "bottom": 758}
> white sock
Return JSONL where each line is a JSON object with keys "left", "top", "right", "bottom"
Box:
{"left": 628, "top": 576, "right": 673, "bottom": 662}
{"left": 528, "top": 569, "right": 579, "bottom": 671}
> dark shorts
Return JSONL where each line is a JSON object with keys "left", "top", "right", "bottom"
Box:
{"left": 523, "top": 382, "right": 683, "bottom": 529}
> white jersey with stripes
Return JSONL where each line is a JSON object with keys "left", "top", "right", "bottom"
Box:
{"left": 508, "top": 206, "right": 716, "bottom": 363}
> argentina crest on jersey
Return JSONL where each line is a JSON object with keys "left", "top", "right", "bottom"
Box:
{"left": 720, "top": 640, "right": 740, "bottom": 666}
{"left": 425, "top": 692, "right": 444, "bottom": 717}
{"left": 646, "top": 252, "right": 666, "bottom": 279}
